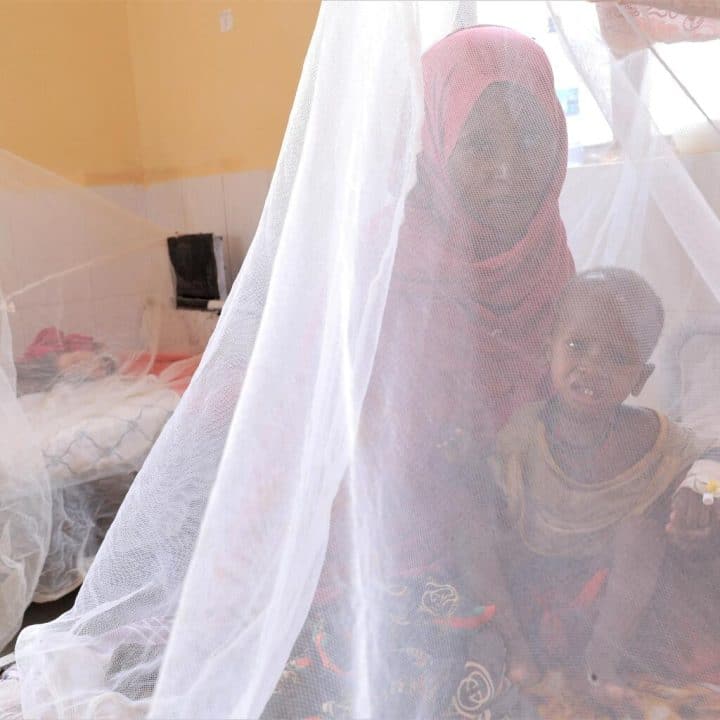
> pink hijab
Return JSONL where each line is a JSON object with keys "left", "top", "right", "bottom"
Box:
{"left": 404, "top": 25, "right": 572, "bottom": 316}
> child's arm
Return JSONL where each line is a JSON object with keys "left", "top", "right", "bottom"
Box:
{"left": 666, "top": 451, "right": 720, "bottom": 555}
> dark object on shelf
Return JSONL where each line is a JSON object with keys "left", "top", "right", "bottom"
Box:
{"left": 167, "top": 234, "right": 228, "bottom": 312}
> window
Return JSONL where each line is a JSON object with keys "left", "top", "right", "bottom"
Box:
{"left": 470, "top": 1, "right": 720, "bottom": 163}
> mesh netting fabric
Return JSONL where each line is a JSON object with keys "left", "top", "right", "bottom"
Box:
{"left": 0, "top": 149, "right": 196, "bottom": 650}
{"left": 7, "top": 2, "right": 720, "bottom": 718}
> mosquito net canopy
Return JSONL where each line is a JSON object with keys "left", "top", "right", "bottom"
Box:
{"left": 0, "top": 150, "right": 199, "bottom": 652}
{"left": 6, "top": 1, "right": 720, "bottom": 718}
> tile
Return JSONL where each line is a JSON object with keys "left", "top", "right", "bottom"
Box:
{"left": 11, "top": 301, "right": 97, "bottom": 354}
{"left": 92, "top": 184, "right": 147, "bottom": 218}
{"left": 145, "top": 180, "right": 186, "bottom": 234}
{"left": 0, "top": 189, "right": 19, "bottom": 297}
{"left": 88, "top": 240, "right": 171, "bottom": 303}
{"left": 92, "top": 294, "right": 148, "bottom": 353}
{"left": 222, "top": 169, "right": 272, "bottom": 278}
{"left": 180, "top": 175, "right": 227, "bottom": 238}
{"left": 156, "top": 307, "right": 218, "bottom": 355}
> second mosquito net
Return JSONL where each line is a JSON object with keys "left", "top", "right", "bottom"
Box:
{"left": 0, "top": 149, "right": 200, "bottom": 652}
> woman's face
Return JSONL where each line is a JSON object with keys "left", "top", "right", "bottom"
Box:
{"left": 446, "top": 82, "right": 559, "bottom": 242}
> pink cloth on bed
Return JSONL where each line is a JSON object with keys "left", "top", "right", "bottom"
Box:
{"left": 22, "top": 327, "right": 96, "bottom": 360}
{"left": 119, "top": 352, "right": 201, "bottom": 394}
{"left": 22, "top": 327, "right": 200, "bottom": 395}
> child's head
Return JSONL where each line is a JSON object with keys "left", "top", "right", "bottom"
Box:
{"left": 549, "top": 267, "right": 664, "bottom": 417}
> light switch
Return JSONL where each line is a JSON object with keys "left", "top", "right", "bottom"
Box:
{"left": 219, "top": 8, "right": 234, "bottom": 33}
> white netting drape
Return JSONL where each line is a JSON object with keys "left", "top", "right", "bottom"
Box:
{"left": 6, "top": 1, "right": 720, "bottom": 718}
{"left": 0, "top": 150, "right": 200, "bottom": 652}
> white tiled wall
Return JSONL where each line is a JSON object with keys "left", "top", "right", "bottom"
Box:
{"left": 96, "top": 168, "right": 273, "bottom": 278}
{"left": 221, "top": 170, "right": 274, "bottom": 275}
{"left": 0, "top": 168, "right": 272, "bottom": 358}
{"left": 90, "top": 169, "right": 273, "bottom": 354}
{"left": 5, "top": 154, "right": 720, "bottom": 360}
{"left": 93, "top": 184, "right": 147, "bottom": 219}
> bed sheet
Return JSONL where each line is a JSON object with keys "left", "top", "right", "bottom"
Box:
{"left": 19, "top": 375, "right": 180, "bottom": 488}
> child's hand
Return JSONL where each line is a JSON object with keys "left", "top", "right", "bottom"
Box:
{"left": 666, "top": 487, "right": 717, "bottom": 553}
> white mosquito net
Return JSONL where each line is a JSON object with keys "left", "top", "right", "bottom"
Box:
{"left": 0, "top": 150, "right": 200, "bottom": 652}
{"left": 6, "top": 1, "right": 720, "bottom": 718}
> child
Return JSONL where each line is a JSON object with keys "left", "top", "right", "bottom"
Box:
{"left": 473, "top": 268, "right": 717, "bottom": 713}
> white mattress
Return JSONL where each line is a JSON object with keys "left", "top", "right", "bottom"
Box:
{"left": 20, "top": 375, "right": 180, "bottom": 488}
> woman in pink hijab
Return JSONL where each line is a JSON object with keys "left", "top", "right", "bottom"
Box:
{"left": 265, "top": 26, "right": 571, "bottom": 720}
{"left": 384, "top": 24, "right": 573, "bottom": 451}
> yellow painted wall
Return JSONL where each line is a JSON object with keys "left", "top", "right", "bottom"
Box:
{"left": 0, "top": 1, "right": 143, "bottom": 185}
{"left": 128, "top": 1, "right": 319, "bottom": 183}
{"left": 0, "top": 0, "right": 319, "bottom": 185}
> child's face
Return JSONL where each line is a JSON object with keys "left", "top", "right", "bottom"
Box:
{"left": 549, "top": 296, "right": 654, "bottom": 417}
